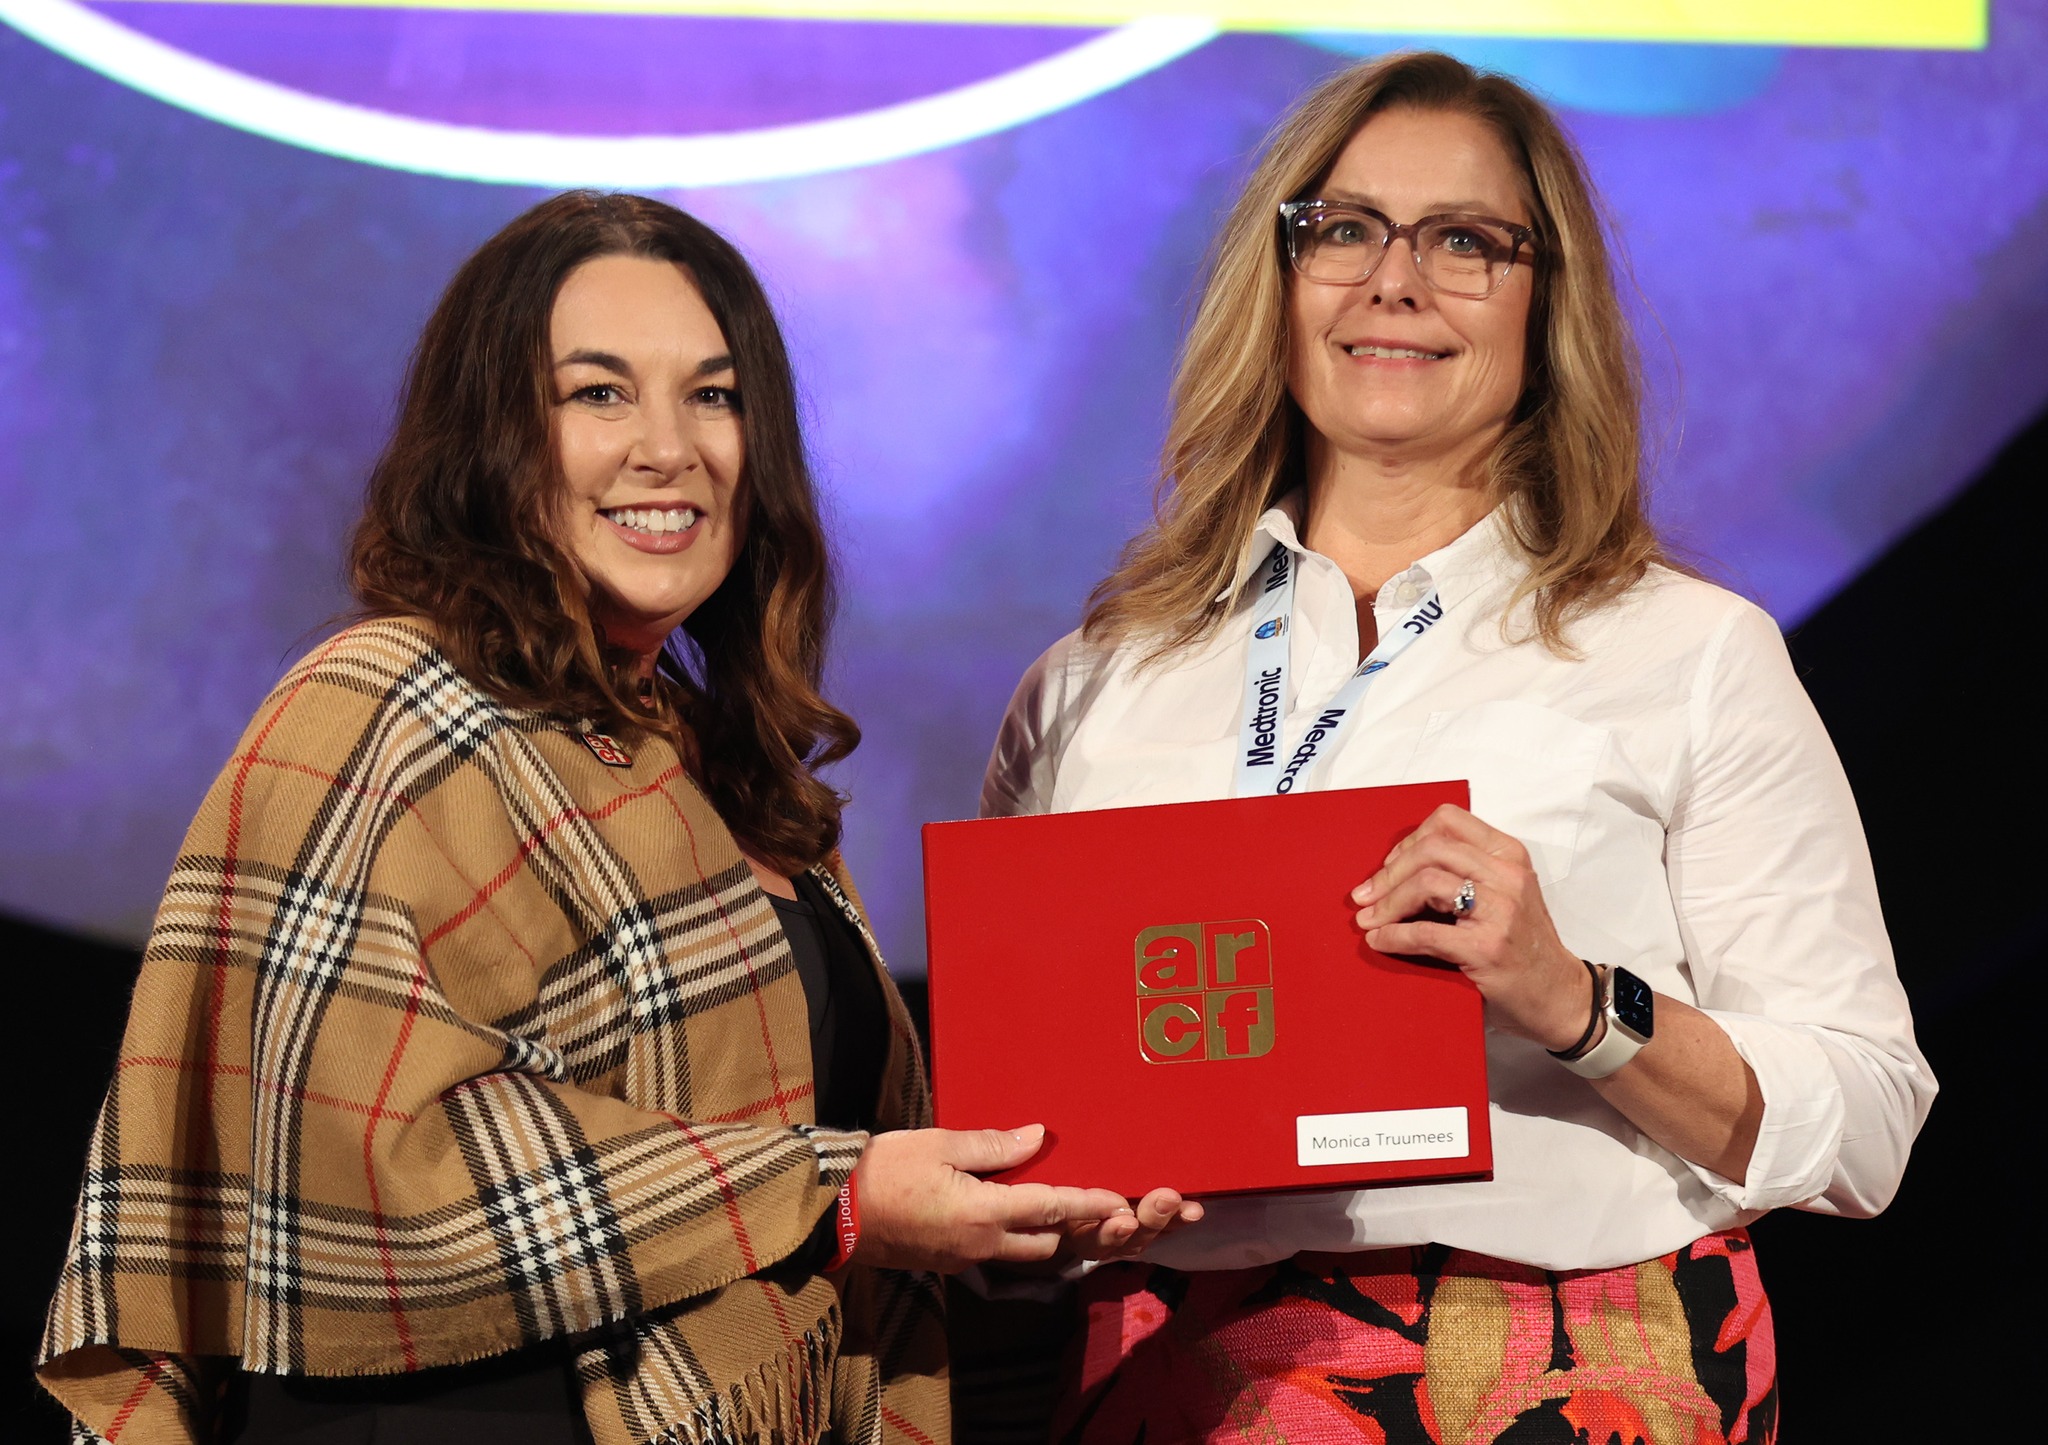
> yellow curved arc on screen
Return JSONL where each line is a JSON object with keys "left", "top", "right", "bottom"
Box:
{"left": 84, "top": 0, "right": 1988, "bottom": 50}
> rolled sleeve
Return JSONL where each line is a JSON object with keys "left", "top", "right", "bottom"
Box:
{"left": 1689, "top": 1011, "right": 1845, "bottom": 1210}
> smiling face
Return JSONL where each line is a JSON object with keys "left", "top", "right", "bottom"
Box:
{"left": 552, "top": 253, "right": 745, "bottom": 657}
{"left": 1286, "top": 106, "right": 1536, "bottom": 474}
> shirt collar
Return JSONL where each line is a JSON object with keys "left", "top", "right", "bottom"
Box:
{"left": 1217, "top": 492, "right": 1308, "bottom": 601}
{"left": 1225, "top": 489, "right": 1518, "bottom": 611}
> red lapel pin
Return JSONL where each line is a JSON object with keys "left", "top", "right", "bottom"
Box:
{"left": 579, "top": 732, "right": 633, "bottom": 767}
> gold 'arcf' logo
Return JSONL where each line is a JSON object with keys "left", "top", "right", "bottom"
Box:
{"left": 1134, "top": 921, "right": 1275, "bottom": 1064}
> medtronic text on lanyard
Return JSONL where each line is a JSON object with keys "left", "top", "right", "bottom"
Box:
{"left": 1233, "top": 542, "right": 1445, "bottom": 797}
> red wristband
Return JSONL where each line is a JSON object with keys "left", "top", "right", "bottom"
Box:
{"left": 824, "top": 1176, "right": 859, "bottom": 1273}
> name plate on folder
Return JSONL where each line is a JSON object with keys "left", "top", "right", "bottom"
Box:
{"left": 921, "top": 782, "right": 1492, "bottom": 1198}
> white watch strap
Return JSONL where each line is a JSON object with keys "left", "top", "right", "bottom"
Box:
{"left": 1556, "top": 1010, "right": 1645, "bottom": 1078}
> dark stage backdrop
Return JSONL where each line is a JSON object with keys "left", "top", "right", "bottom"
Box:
{"left": 9, "top": 409, "right": 2040, "bottom": 1439}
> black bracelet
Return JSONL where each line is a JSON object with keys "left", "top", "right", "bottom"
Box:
{"left": 1547, "top": 960, "right": 1604, "bottom": 1061}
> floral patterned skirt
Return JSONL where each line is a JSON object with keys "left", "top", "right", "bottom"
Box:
{"left": 1054, "top": 1230, "right": 1776, "bottom": 1445}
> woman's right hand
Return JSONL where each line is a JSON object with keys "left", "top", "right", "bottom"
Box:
{"left": 849, "top": 1124, "right": 1140, "bottom": 1273}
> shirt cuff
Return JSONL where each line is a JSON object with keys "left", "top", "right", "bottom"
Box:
{"left": 1691, "top": 1011, "right": 1847, "bottom": 1211}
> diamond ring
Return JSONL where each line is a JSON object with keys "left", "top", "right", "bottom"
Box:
{"left": 1453, "top": 879, "right": 1478, "bottom": 917}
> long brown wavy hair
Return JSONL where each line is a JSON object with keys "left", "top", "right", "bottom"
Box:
{"left": 350, "top": 190, "right": 858, "bottom": 875}
{"left": 1086, "top": 51, "right": 1667, "bottom": 658}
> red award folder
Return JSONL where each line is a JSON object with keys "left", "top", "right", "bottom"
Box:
{"left": 922, "top": 782, "right": 1491, "bottom": 1198}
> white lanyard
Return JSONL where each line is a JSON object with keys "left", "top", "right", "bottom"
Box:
{"left": 1233, "top": 542, "right": 1446, "bottom": 797}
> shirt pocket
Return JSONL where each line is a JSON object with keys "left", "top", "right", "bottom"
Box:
{"left": 1400, "top": 701, "right": 1610, "bottom": 887}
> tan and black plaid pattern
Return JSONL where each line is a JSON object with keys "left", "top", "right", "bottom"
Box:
{"left": 38, "top": 621, "right": 946, "bottom": 1445}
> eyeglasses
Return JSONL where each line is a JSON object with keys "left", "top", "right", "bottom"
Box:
{"left": 1278, "top": 200, "right": 1535, "bottom": 299}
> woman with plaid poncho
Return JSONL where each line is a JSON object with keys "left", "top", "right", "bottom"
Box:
{"left": 36, "top": 193, "right": 1192, "bottom": 1445}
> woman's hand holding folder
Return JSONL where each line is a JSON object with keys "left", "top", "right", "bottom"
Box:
{"left": 851, "top": 1123, "right": 1202, "bottom": 1273}
{"left": 1056, "top": 1182, "right": 1205, "bottom": 1266}
{"left": 1351, "top": 802, "right": 1764, "bottom": 1183}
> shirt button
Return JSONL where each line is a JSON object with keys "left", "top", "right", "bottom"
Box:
{"left": 1394, "top": 581, "right": 1423, "bottom": 607}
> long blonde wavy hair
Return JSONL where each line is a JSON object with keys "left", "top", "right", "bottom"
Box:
{"left": 1085, "top": 51, "right": 1666, "bottom": 658}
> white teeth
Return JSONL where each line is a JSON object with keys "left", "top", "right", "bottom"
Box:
{"left": 1346, "top": 345, "right": 1446, "bottom": 360}
{"left": 606, "top": 506, "right": 700, "bottom": 535}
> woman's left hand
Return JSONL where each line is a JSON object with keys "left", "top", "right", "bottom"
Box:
{"left": 1350, "top": 803, "right": 1591, "bottom": 1052}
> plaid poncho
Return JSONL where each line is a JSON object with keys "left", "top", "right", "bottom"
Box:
{"left": 37, "top": 620, "right": 947, "bottom": 1445}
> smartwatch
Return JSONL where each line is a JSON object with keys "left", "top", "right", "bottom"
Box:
{"left": 1553, "top": 964, "right": 1654, "bottom": 1079}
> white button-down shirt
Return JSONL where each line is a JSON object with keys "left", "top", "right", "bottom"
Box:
{"left": 981, "top": 499, "right": 1934, "bottom": 1272}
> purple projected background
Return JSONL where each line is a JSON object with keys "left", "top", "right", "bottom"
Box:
{"left": 2, "top": 7, "right": 2046, "bottom": 970}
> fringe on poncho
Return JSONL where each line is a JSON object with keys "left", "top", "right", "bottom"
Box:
{"left": 37, "top": 620, "right": 947, "bottom": 1445}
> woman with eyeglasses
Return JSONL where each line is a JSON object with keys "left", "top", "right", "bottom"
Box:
{"left": 984, "top": 53, "right": 1932, "bottom": 1442}
{"left": 36, "top": 191, "right": 1181, "bottom": 1445}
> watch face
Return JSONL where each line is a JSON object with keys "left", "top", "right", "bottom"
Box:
{"left": 1611, "top": 967, "right": 1656, "bottom": 1038}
